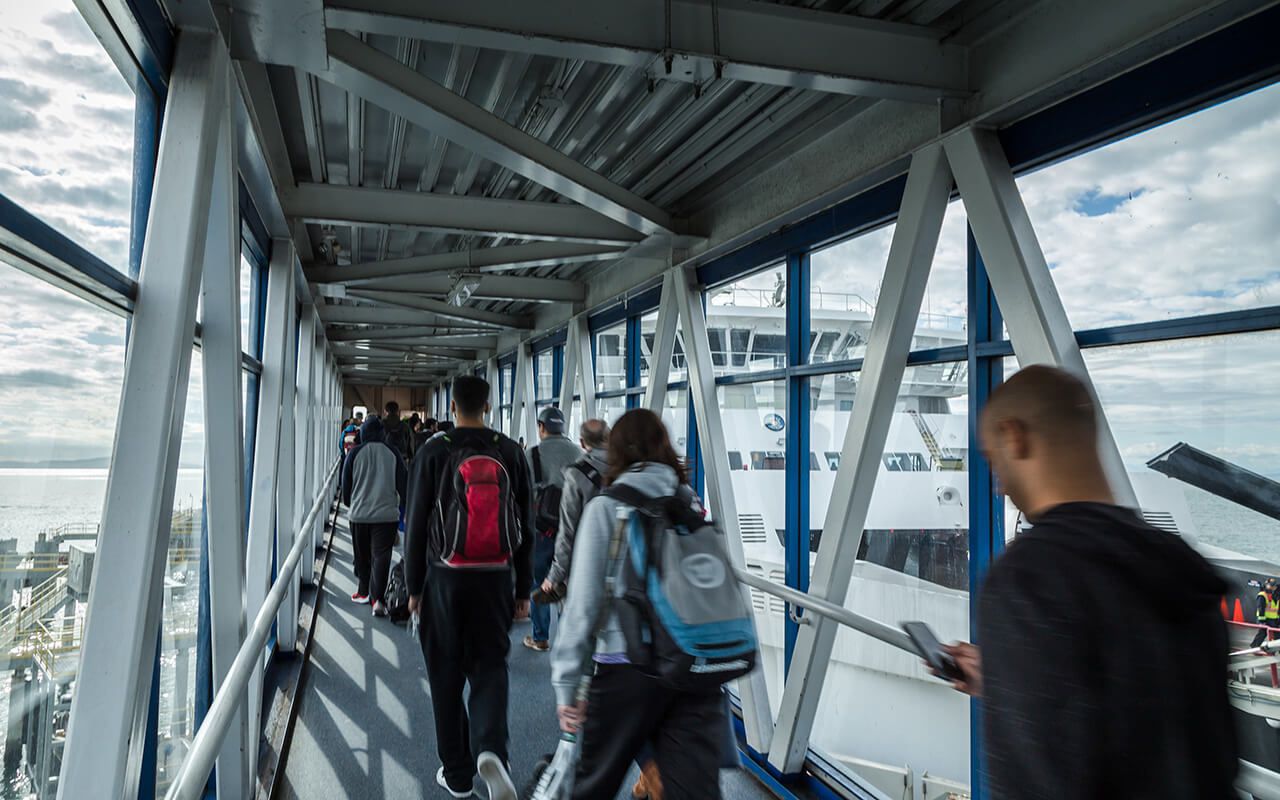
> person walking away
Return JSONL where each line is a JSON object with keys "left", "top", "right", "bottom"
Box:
{"left": 536, "top": 419, "right": 609, "bottom": 603}
{"left": 1251, "top": 578, "right": 1279, "bottom": 648}
{"left": 405, "top": 375, "right": 533, "bottom": 800}
{"left": 936, "top": 365, "right": 1236, "bottom": 799}
{"left": 339, "top": 415, "right": 361, "bottom": 457}
{"left": 523, "top": 406, "right": 582, "bottom": 651}
{"left": 382, "top": 400, "right": 410, "bottom": 459}
{"left": 413, "top": 418, "right": 434, "bottom": 453}
{"left": 552, "top": 409, "right": 727, "bottom": 800}
{"left": 340, "top": 416, "right": 407, "bottom": 613}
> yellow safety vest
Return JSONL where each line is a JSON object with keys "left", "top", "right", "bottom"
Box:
{"left": 1259, "top": 591, "right": 1280, "bottom": 622}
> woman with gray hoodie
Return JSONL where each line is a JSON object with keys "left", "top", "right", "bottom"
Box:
{"left": 550, "top": 409, "right": 725, "bottom": 800}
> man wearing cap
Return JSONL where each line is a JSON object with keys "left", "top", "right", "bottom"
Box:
{"left": 523, "top": 406, "right": 583, "bottom": 651}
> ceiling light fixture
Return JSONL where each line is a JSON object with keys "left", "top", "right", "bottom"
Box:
{"left": 446, "top": 273, "right": 483, "bottom": 307}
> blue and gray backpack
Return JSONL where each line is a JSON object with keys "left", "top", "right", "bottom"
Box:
{"left": 606, "top": 483, "right": 758, "bottom": 690}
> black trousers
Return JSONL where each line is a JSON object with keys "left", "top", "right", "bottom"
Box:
{"left": 1253, "top": 624, "right": 1273, "bottom": 648}
{"left": 350, "top": 521, "right": 397, "bottom": 600}
{"left": 572, "top": 664, "right": 725, "bottom": 800}
{"left": 419, "top": 565, "right": 514, "bottom": 790}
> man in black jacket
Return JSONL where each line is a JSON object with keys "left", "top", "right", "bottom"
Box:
{"left": 405, "top": 375, "right": 533, "bottom": 800}
{"left": 940, "top": 365, "right": 1236, "bottom": 800}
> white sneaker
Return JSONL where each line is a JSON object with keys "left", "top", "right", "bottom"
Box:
{"left": 477, "top": 751, "right": 516, "bottom": 800}
{"left": 436, "top": 766, "right": 474, "bottom": 798}
{"left": 372, "top": 600, "right": 388, "bottom": 617}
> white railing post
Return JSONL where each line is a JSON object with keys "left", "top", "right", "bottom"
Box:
{"left": 643, "top": 271, "right": 679, "bottom": 413}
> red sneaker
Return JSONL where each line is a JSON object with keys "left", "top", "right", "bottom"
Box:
{"left": 351, "top": 592, "right": 370, "bottom": 604}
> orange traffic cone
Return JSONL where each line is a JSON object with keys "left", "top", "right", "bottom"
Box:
{"left": 1234, "top": 599, "right": 1245, "bottom": 623}
{"left": 1222, "top": 597, "right": 1230, "bottom": 620}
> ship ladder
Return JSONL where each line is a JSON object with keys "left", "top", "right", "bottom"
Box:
{"left": 907, "top": 410, "right": 962, "bottom": 471}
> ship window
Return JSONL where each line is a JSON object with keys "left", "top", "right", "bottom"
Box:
{"left": 728, "top": 450, "right": 744, "bottom": 471}
{"left": 729, "top": 329, "right": 751, "bottom": 368}
{"left": 708, "top": 328, "right": 727, "bottom": 367}
{"left": 810, "top": 451, "right": 821, "bottom": 471}
{"left": 750, "top": 451, "right": 785, "bottom": 470}
{"left": 825, "top": 452, "right": 841, "bottom": 470}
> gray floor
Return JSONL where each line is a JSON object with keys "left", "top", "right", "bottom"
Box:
{"left": 279, "top": 512, "right": 772, "bottom": 800}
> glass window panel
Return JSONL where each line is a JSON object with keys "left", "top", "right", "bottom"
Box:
{"left": 0, "top": 0, "right": 137, "bottom": 270}
{"left": 597, "top": 395, "right": 627, "bottom": 428}
{"left": 719, "top": 380, "right": 787, "bottom": 706}
{"left": 593, "top": 323, "right": 626, "bottom": 393}
{"left": 535, "top": 350, "right": 555, "bottom": 401}
{"left": 156, "top": 354, "right": 204, "bottom": 791}
{"left": 638, "top": 311, "right": 687, "bottom": 388}
{"left": 659, "top": 390, "right": 688, "bottom": 460}
{"left": 707, "top": 266, "right": 786, "bottom": 376}
{"left": 0, "top": 260, "right": 127, "bottom": 792}
{"left": 239, "top": 254, "right": 255, "bottom": 354}
{"left": 810, "top": 200, "right": 968, "bottom": 364}
{"left": 809, "top": 364, "right": 971, "bottom": 788}
{"left": 1017, "top": 81, "right": 1280, "bottom": 329}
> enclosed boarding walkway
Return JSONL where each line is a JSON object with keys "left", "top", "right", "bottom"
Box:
{"left": 3, "top": 1, "right": 1280, "bottom": 799}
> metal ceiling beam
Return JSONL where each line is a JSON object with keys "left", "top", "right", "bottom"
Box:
{"left": 321, "top": 30, "right": 677, "bottom": 236}
{"left": 325, "top": 0, "right": 970, "bottom": 103}
{"left": 305, "top": 241, "right": 625, "bottom": 283}
{"left": 282, "top": 182, "right": 641, "bottom": 245}
{"left": 319, "top": 273, "right": 586, "bottom": 302}
{"left": 332, "top": 343, "right": 480, "bottom": 359}
{"left": 316, "top": 304, "right": 502, "bottom": 328}
{"left": 326, "top": 328, "right": 498, "bottom": 347}
{"left": 344, "top": 290, "right": 534, "bottom": 328}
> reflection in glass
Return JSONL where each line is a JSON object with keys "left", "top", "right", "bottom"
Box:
{"left": 808, "top": 364, "right": 971, "bottom": 789}
{"left": 0, "top": 0, "right": 137, "bottom": 270}
{"left": 535, "top": 350, "right": 555, "bottom": 401}
{"left": 638, "top": 311, "right": 687, "bottom": 387}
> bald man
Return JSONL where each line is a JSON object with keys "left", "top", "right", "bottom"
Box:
{"left": 941, "top": 365, "right": 1235, "bottom": 799}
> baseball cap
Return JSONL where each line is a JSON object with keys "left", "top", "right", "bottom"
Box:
{"left": 537, "top": 406, "right": 565, "bottom": 434}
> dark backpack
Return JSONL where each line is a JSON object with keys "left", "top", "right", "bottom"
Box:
{"left": 531, "top": 448, "right": 563, "bottom": 539}
{"left": 432, "top": 433, "right": 522, "bottom": 569}
{"left": 569, "top": 459, "right": 603, "bottom": 504}
{"left": 607, "top": 484, "right": 758, "bottom": 691}
{"left": 385, "top": 560, "right": 411, "bottom": 622}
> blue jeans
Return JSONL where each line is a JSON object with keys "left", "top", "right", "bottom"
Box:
{"left": 531, "top": 533, "right": 556, "bottom": 642}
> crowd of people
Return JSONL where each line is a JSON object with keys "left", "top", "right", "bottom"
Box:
{"left": 332, "top": 366, "right": 1240, "bottom": 800}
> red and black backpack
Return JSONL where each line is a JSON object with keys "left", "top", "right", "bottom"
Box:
{"left": 432, "top": 433, "right": 522, "bottom": 568}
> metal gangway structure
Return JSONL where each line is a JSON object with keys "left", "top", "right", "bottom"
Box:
{"left": 1, "top": 0, "right": 1280, "bottom": 799}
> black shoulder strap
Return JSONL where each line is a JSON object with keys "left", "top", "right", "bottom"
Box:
{"left": 570, "top": 459, "right": 602, "bottom": 487}
{"left": 531, "top": 446, "right": 544, "bottom": 483}
{"left": 603, "top": 484, "right": 667, "bottom": 517}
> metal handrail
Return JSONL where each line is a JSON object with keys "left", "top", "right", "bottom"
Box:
{"left": 163, "top": 459, "right": 341, "bottom": 800}
{"left": 733, "top": 568, "right": 915, "bottom": 654}
{"left": 736, "top": 570, "right": 1280, "bottom": 798}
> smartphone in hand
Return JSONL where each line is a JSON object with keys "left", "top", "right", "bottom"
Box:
{"left": 902, "top": 621, "right": 964, "bottom": 682}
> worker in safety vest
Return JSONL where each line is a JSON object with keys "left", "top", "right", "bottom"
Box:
{"left": 1251, "top": 578, "right": 1279, "bottom": 648}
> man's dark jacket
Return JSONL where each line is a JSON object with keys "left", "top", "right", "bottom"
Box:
{"left": 978, "top": 501, "right": 1237, "bottom": 800}
{"left": 404, "top": 426, "right": 535, "bottom": 598}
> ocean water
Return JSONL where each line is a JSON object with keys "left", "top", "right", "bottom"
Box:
{"left": 0, "top": 469, "right": 205, "bottom": 549}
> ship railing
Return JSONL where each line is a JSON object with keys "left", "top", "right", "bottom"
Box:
{"left": 739, "top": 570, "right": 1280, "bottom": 800}
{"left": 163, "top": 459, "right": 341, "bottom": 800}
{"left": 0, "top": 567, "right": 69, "bottom": 654}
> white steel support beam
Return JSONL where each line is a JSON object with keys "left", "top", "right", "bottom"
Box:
{"left": 295, "top": 309, "right": 319, "bottom": 585}
{"left": 672, "top": 266, "right": 773, "bottom": 752}
{"left": 196, "top": 71, "right": 251, "bottom": 800}
{"left": 321, "top": 273, "right": 587, "bottom": 303}
{"left": 244, "top": 239, "right": 295, "bottom": 781}
{"left": 306, "top": 242, "right": 625, "bottom": 283}
{"left": 944, "top": 126, "right": 1137, "bottom": 506}
{"left": 317, "top": 305, "right": 504, "bottom": 328}
{"left": 275, "top": 273, "right": 301, "bottom": 653}
{"left": 325, "top": 328, "right": 498, "bottom": 347}
{"left": 642, "top": 271, "right": 680, "bottom": 413}
{"left": 573, "top": 315, "right": 596, "bottom": 420}
{"left": 322, "top": 29, "right": 676, "bottom": 236}
{"left": 559, "top": 317, "right": 581, "bottom": 415}
{"left": 59, "top": 32, "right": 225, "bottom": 800}
{"left": 284, "top": 182, "right": 641, "bottom": 245}
{"left": 345, "top": 290, "right": 532, "bottom": 329}
{"left": 768, "top": 145, "right": 952, "bottom": 772}
{"left": 485, "top": 356, "right": 499, "bottom": 427}
{"left": 326, "top": 0, "right": 969, "bottom": 104}
{"left": 510, "top": 342, "right": 536, "bottom": 443}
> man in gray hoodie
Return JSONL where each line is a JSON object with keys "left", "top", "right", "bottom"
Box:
{"left": 340, "top": 415, "right": 407, "bottom": 614}
{"left": 523, "top": 406, "right": 583, "bottom": 651}
{"left": 539, "top": 419, "right": 608, "bottom": 600}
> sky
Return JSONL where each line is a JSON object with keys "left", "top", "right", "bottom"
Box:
{"left": 0, "top": 6, "right": 1278, "bottom": 492}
